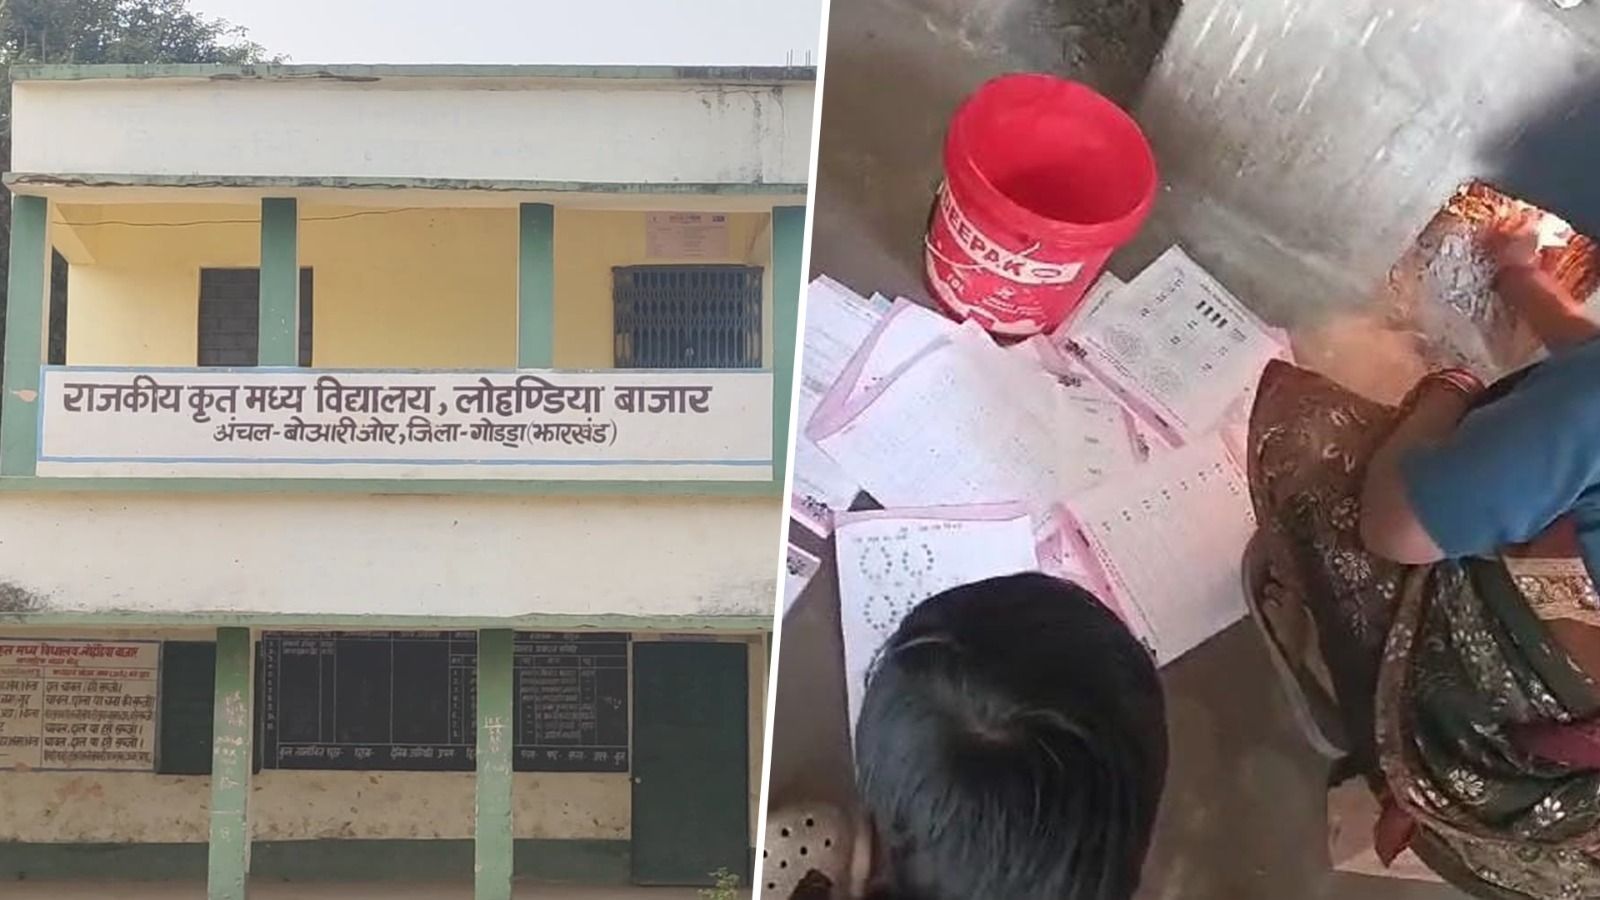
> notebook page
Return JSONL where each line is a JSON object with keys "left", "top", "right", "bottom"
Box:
{"left": 1066, "top": 435, "right": 1255, "bottom": 665}
{"left": 1043, "top": 387, "right": 1143, "bottom": 492}
{"left": 835, "top": 506, "right": 1038, "bottom": 732}
{"left": 842, "top": 301, "right": 959, "bottom": 409}
{"left": 1034, "top": 504, "right": 1131, "bottom": 626}
{"left": 816, "top": 331, "right": 1131, "bottom": 519}
{"left": 1006, "top": 335, "right": 1056, "bottom": 370}
{"left": 1010, "top": 334, "right": 1123, "bottom": 403}
{"left": 792, "top": 278, "right": 892, "bottom": 534}
{"left": 1064, "top": 246, "right": 1280, "bottom": 445}
{"left": 806, "top": 300, "right": 961, "bottom": 444}
{"left": 1035, "top": 505, "right": 1104, "bottom": 592}
{"left": 1058, "top": 270, "right": 1127, "bottom": 333}
{"left": 1007, "top": 335, "right": 1156, "bottom": 463}
{"left": 941, "top": 324, "right": 1139, "bottom": 487}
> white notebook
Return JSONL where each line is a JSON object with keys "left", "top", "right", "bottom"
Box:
{"left": 812, "top": 322, "right": 1138, "bottom": 521}
{"left": 1062, "top": 246, "right": 1282, "bottom": 448}
{"left": 1062, "top": 434, "right": 1256, "bottom": 665}
{"left": 831, "top": 299, "right": 961, "bottom": 413}
{"left": 835, "top": 505, "right": 1038, "bottom": 733}
{"left": 792, "top": 278, "right": 893, "bottom": 535}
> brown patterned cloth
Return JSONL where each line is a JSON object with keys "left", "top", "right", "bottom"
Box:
{"left": 1248, "top": 360, "right": 1407, "bottom": 772}
{"left": 1248, "top": 360, "right": 1600, "bottom": 899}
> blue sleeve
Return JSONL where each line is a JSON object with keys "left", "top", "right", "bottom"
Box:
{"left": 1400, "top": 388, "right": 1592, "bottom": 557}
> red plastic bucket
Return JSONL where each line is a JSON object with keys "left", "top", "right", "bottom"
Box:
{"left": 925, "top": 74, "right": 1158, "bottom": 337}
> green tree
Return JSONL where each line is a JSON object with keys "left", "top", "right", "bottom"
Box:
{"left": 0, "top": 0, "right": 273, "bottom": 371}
{"left": 1, "top": 0, "right": 267, "bottom": 67}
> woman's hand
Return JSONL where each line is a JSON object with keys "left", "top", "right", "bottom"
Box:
{"left": 1486, "top": 209, "right": 1599, "bottom": 350}
{"left": 1485, "top": 209, "right": 1541, "bottom": 273}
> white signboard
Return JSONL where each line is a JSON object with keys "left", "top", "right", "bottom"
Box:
{"left": 645, "top": 212, "right": 731, "bottom": 259}
{"left": 0, "top": 639, "right": 159, "bottom": 771}
{"left": 38, "top": 368, "right": 773, "bottom": 480}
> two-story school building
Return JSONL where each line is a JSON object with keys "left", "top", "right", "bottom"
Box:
{"left": 0, "top": 63, "right": 812, "bottom": 899}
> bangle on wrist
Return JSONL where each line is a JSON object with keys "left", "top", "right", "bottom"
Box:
{"left": 1401, "top": 369, "right": 1482, "bottom": 413}
{"left": 1423, "top": 368, "right": 1485, "bottom": 400}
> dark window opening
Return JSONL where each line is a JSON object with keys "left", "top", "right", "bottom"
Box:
{"left": 613, "top": 265, "right": 762, "bottom": 369}
{"left": 156, "top": 641, "right": 216, "bottom": 776}
{"left": 198, "top": 268, "right": 313, "bottom": 367}
{"left": 46, "top": 251, "right": 68, "bottom": 366}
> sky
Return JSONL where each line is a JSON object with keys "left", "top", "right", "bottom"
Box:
{"left": 186, "top": 0, "right": 822, "bottom": 66}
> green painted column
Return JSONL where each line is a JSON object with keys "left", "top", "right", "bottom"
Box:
{"left": 207, "top": 627, "right": 254, "bottom": 900}
{"left": 475, "top": 628, "right": 515, "bottom": 899}
{"left": 770, "top": 206, "right": 806, "bottom": 489}
{"left": 518, "top": 203, "right": 556, "bottom": 368}
{"left": 258, "top": 198, "right": 299, "bottom": 367}
{"left": 1, "top": 195, "right": 49, "bottom": 476}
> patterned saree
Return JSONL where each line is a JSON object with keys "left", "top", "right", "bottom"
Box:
{"left": 1249, "top": 360, "right": 1600, "bottom": 899}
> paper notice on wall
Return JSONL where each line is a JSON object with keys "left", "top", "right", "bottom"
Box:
{"left": 0, "top": 639, "right": 159, "bottom": 771}
{"left": 646, "top": 212, "right": 731, "bottom": 259}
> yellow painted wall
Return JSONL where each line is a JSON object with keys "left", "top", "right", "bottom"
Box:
{"left": 60, "top": 203, "right": 517, "bottom": 368}
{"left": 301, "top": 205, "right": 517, "bottom": 368}
{"left": 0, "top": 627, "right": 765, "bottom": 844}
{"left": 62, "top": 204, "right": 256, "bottom": 366}
{"left": 59, "top": 202, "right": 775, "bottom": 372}
{"left": 552, "top": 209, "right": 775, "bottom": 368}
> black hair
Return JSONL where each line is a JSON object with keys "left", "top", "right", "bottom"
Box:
{"left": 854, "top": 573, "right": 1168, "bottom": 900}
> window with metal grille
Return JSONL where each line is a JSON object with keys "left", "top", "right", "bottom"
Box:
{"left": 612, "top": 265, "right": 762, "bottom": 369}
{"left": 198, "top": 268, "right": 314, "bottom": 367}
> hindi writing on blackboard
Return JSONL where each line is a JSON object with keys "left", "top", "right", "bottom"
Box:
{"left": 258, "top": 631, "right": 629, "bottom": 773}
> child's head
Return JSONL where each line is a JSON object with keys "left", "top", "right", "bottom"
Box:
{"left": 853, "top": 573, "right": 1167, "bottom": 900}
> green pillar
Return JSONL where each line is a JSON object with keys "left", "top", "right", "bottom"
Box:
{"left": 1, "top": 195, "right": 49, "bottom": 476}
{"left": 475, "top": 629, "right": 515, "bottom": 899}
{"left": 208, "top": 627, "right": 254, "bottom": 900}
{"left": 258, "top": 198, "right": 299, "bottom": 367}
{"left": 771, "top": 206, "right": 806, "bottom": 489}
{"left": 518, "top": 203, "right": 555, "bottom": 368}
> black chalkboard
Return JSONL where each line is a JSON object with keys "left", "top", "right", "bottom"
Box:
{"left": 513, "top": 632, "right": 629, "bottom": 773}
{"left": 156, "top": 641, "right": 215, "bottom": 775}
{"left": 256, "top": 631, "right": 629, "bottom": 772}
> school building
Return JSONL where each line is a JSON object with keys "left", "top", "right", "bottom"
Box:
{"left": 0, "top": 63, "right": 811, "bottom": 898}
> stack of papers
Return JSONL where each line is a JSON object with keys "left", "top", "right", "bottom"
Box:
{"left": 1057, "top": 248, "right": 1287, "bottom": 449}
{"left": 807, "top": 308, "right": 1139, "bottom": 521}
{"left": 790, "top": 277, "right": 892, "bottom": 535}
{"left": 796, "top": 246, "right": 1290, "bottom": 679}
